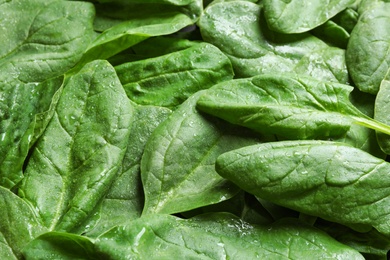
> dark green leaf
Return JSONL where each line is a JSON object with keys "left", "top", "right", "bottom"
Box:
{"left": 216, "top": 140, "right": 390, "bottom": 236}
{"left": 95, "top": 213, "right": 364, "bottom": 259}
{"left": 263, "top": 0, "right": 356, "bottom": 33}
{"left": 141, "top": 91, "right": 265, "bottom": 215}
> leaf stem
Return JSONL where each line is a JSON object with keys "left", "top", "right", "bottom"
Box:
{"left": 352, "top": 116, "right": 390, "bottom": 136}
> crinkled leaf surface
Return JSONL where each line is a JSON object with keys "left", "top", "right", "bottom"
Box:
{"left": 263, "top": 0, "right": 357, "bottom": 33}
{"left": 94, "top": 213, "right": 363, "bottom": 259}
{"left": 115, "top": 41, "right": 233, "bottom": 108}
{"left": 198, "top": 1, "right": 348, "bottom": 82}
{"left": 346, "top": 1, "right": 390, "bottom": 94}
{"left": 19, "top": 60, "right": 134, "bottom": 233}
{"left": 0, "top": 0, "right": 95, "bottom": 189}
{"left": 216, "top": 140, "right": 390, "bottom": 236}
{"left": 141, "top": 91, "right": 265, "bottom": 215}
{"left": 197, "top": 74, "right": 365, "bottom": 140}
{"left": 86, "top": 105, "right": 171, "bottom": 237}
{"left": 0, "top": 186, "right": 46, "bottom": 259}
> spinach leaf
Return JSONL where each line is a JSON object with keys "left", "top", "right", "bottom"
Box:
{"left": 0, "top": 0, "right": 95, "bottom": 189}
{"left": 263, "top": 0, "right": 357, "bottom": 33}
{"left": 346, "top": 1, "right": 390, "bottom": 94}
{"left": 141, "top": 91, "right": 265, "bottom": 215}
{"left": 197, "top": 74, "right": 360, "bottom": 139}
{"left": 115, "top": 41, "right": 233, "bottom": 109}
{"left": 198, "top": 1, "right": 349, "bottom": 83}
{"left": 0, "top": 186, "right": 46, "bottom": 259}
{"left": 94, "top": 213, "right": 363, "bottom": 259}
{"left": 86, "top": 105, "right": 172, "bottom": 237}
{"left": 93, "top": 0, "right": 202, "bottom": 32}
{"left": 375, "top": 70, "right": 390, "bottom": 154}
{"left": 78, "top": 11, "right": 194, "bottom": 67}
{"left": 18, "top": 60, "right": 134, "bottom": 233}
{"left": 311, "top": 20, "right": 350, "bottom": 49}
{"left": 22, "top": 232, "right": 97, "bottom": 260}
{"left": 216, "top": 140, "right": 390, "bottom": 236}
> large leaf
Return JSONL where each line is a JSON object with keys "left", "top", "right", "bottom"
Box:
{"left": 197, "top": 74, "right": 367, "bottom": 139}
{"left": 375, "top": 70, "right": 390, "bottom": 154}
{"left": 94, "top": 213, "right": 363, "bottom": 259}
{"left": 198, "top": 1, "right": 348, "bottom": 82}
{"left": 141, "top": 91, "right": 265, "bottom": 215}
{"left": 263, "top": 0, "right": 357, "bottom": 33}
{"left": 18, "top": 60, "right": 134, "bottom": 233}
{"left": 115, "top": 41, "right": 234, "bottom": 108}
{"left": 346, "top": 1, "right": 390, "bottom": 94}
{"left": 86, "top": 105, "right": 171, "bottom": 237}
{"left": 0, "top": 0, "right": 95, "bottom": 189}
{"left": 0, "top": 187, "right": 46, "bottom": 259}
{"left": 216, "top": 140, "right": 390, "bottom": 236}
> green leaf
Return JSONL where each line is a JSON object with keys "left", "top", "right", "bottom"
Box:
{"left": 263, "top": 0, "right": 357, "bottom": 33}
{"left": 346, "top": 1, "right": 390, "bottom": 94}
{"left": 86, "top": 105, "right": 171, "bottom": 237}
{"left": 0, "top": 0, "right": 95, "bottom": 189}
{"left": 94, "top": 213, "right": 364, "bottom": 259}
{"left": 115, "top": 41, "right": 234, "bottom": 108}
{"left": 375, "top": 70, "right": 390, "bottom": 154}
{"left": 22, "top": 232, "right": 97, "bottom": 260}
{"left": 78, "top": 12, "right": 194, "bottom": 67}
{"left": 197, "top": 74, "right": 367, "bottom": 140}
{"left": 93, "top": 0, "right": 202, "bottom": 32}
{"left": 198, "top": 1, "right": 349, "bottom": 82}
{"left": 0, "top": 186, "right": 46, "bottom": 259}
{"left": 19, "top": 60, "right": 134, "bottom": 233}
{"left": 310, "top": 20, "right": 350, "bottom": 49}
{"left": 141, "top": 91, "right": 265, "bottom": 215}
{"left": 216, "top": 140, "right": 390, "bottom": 236}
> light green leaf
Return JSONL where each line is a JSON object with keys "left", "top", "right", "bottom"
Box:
{"left": 346, "top": 1, "right": 390, "bottom": 94}
{"left": 375, "top": 70, "right": 390, "bottom": 154}
{"left": 115, "top": 41, "right": 234, "bottom": 108}
{"left": 216, "top": 140, "right": 390, "bottom": 236}
{"left": 263, "top": 0, "right": 357, "bottom": 33}
{"left": 141, "top": 91, "right": 265, "bottom": 215}
{"left": 94, "top": 213, "right": 364, "bottom": 259}
{"left": 19, "top": 60, "right": 134, "bottom": 233}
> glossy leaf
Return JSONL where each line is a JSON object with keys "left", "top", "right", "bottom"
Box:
{"left": 22, "top": 232, "right": 97, "bottom": 260}
{"left": 0, "top": 186, "right": 46, "bottom": 259}
{"left": 95, "top": 213, "right": 364, "bottom": 259}
{"left": 0, "top": 0, "right": 95, "bottom": 189}
{"left": 86, "top": 105, "right": 171, "bottom": 237}
{"left": 141, "top": 91, "right": 265, "bottom": 215}
{"left": 79, "top": 12, "right": 194, "bottom": 67}
{"left": 197, "top": 74, "right": 367, "bottom": 140}
{"left": 263, "top": 0, "right": 357, "bottom": 33}
{"left": 375, "top": 70, "right": 390, "bottom": 154}
{"left": 115, "top": 42, "right": 234, "bottom": 108}
{"left": 19, "top": 60, "right": 134, "bottom": 233}
{"left": 216, "top": 140, "right": 390, "bottom": 236}
{"left": 346, "top": 1, "right": 390, "bottom": 94}
{"left": 198, "top": 1, "right": 349, "bottom": 82}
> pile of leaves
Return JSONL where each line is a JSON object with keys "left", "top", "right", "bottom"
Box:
{"left": 1, "top": 0, "right": 390, "bottom": 259}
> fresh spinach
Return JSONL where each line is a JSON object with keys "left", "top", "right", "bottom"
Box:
{"left": 1, "top": 0, "right": 390, "bottom": 258}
